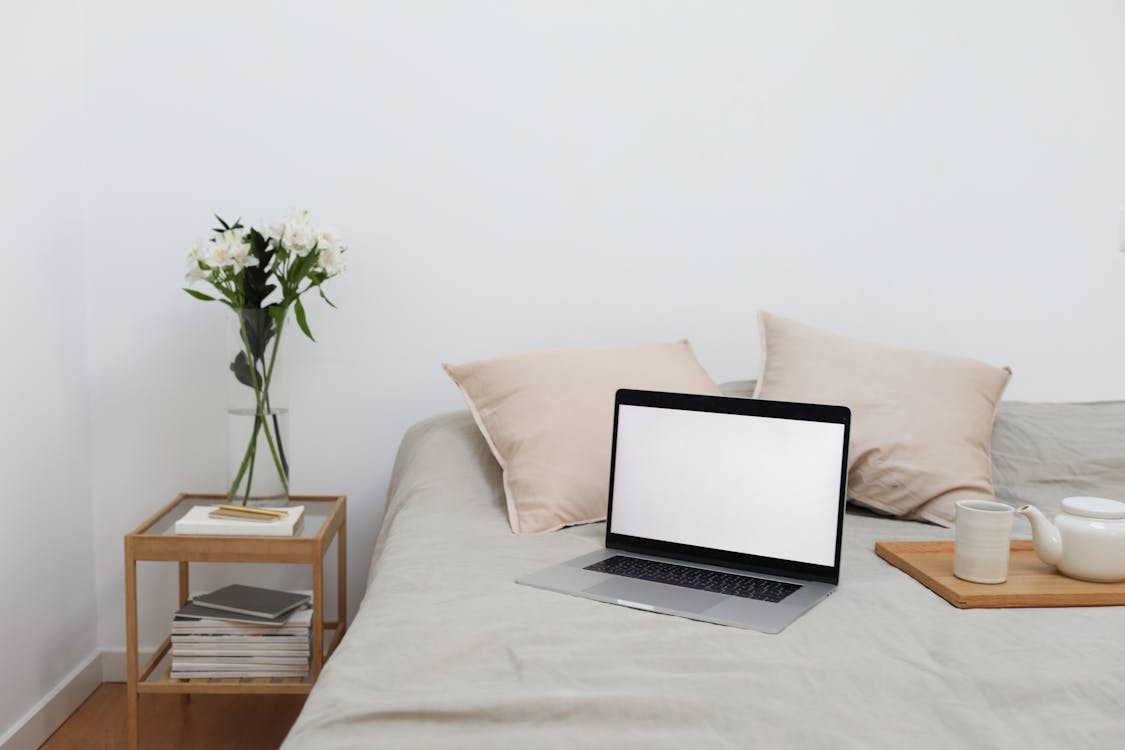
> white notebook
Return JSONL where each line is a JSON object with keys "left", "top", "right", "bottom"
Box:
{"left": 173, "top": 504, "right": 305, "bottom": 536}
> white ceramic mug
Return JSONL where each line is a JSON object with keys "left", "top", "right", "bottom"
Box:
{"left": 954, "top": 500, "right": 1014, "bottom": 584}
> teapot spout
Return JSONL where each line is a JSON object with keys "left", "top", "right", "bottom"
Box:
{"left": 1017, "top": 504, "right": 1063, "bottom": 566}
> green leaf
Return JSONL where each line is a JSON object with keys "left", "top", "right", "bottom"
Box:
{"left": 287, "top": 253, "right": 308, "bottom": 287}
{"left": 213, "top": 215, "right": 244, "bottom": 233}
{"left": 241, "top": 228, "right": 277, "bottom": 309}
{"left": 317, "top": 285, "right": 337, "bottom": 308}
{"left": 294, "top": 297, "right": 315, "bottom": 342}
{"left": 267, "top": 303, "right": 286, "bottom": 330}
{"left": 237, "top": 306, "right": 275, "bottom": 362}
{"left": 229, "top": 351, "right": 263, "bottom": 390}
{"left": 183, "top": 288, "right": 217, "bottom": 302}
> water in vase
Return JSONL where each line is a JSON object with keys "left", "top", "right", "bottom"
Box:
{"left": 227, "top": 407, "right": 290, "bottom": 506}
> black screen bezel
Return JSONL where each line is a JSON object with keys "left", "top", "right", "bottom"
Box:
{"left": 604, "top": 389, "right": 851, "bottom": 586}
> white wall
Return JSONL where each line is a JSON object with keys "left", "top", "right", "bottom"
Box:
{"left": 72, "top": 0, "right": 1125, "bottom": 656}
{"left": 0, "top": 1, "right": 97, "bottom": 742}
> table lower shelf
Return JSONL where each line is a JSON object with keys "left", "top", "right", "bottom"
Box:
{"left": 136, "top": 624, "right": 343, "bottom": 695}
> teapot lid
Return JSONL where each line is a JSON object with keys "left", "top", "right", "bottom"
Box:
{"left": 1061, "top": 496, "right": 1125, "bottom": 520}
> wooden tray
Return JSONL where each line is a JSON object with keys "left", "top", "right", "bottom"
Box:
{"left": 874, "top": 540, "right": 1125, "bottom": 609}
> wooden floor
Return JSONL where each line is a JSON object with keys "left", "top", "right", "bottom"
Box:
{"left": 40, "top": 683, "right": 306, "bottom": 749}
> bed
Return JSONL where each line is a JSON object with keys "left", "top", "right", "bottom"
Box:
{"left": 282, "top": 382, "right": 1125, "bottom": 749}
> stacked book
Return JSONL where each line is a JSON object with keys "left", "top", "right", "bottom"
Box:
{"left": 171, "top": 584, "right": 312, "bottom": 680}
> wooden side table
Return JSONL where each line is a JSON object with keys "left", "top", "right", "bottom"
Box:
{"left": 124, "top": 494, "right": 346, "bottom": 750}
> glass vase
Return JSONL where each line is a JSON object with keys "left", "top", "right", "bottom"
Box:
{"left": 226, "top": 306, "right": 290, "bottom": 506}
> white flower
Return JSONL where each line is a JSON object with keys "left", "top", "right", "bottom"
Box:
{"left": 184, "top": 262, "right": 208, "bottom": 283}
{"left": 188, "top": 239, "right": 209, "bottom": 263}
{"left": 269, "top": 210, "right": 317, "bottom": 256}
{"left": 220, "top": 230, "right": 259, "bottom": 272}
{"left": 316, "top": 225, "right": 345, "bottom": 255}
{"left": 285, "top": 221, "right": 317, "bottom": 256}
{"left": 264, "top": 218, "right": 285, "bottom": 243}
{"left": 217, "top": 229, "right": 246, "bottom": 247}
{"left": 229, "top": 246, "right": 259, "bottom": 271}
{"left": 184, "top": 240, "right": 210, "bottom": 282}
{"left": 205, "top": 229, "right": 258, "bottom": 272}
{"left": 316, "top": 244, "right": 347, "bottom": 276}
{"left": 204, "top": 239, "right": 233, "bottom": 268}
{"left": 311, "top": 225, "right": 346, "bottom": 275}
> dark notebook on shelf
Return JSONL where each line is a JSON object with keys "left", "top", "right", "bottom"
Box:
{"left": 192, "top": 584, "right": 310, "bottom": 619}
{"left": 174, "top": 601, "right": 296, "bottom": 627}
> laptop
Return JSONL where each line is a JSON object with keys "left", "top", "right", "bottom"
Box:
{"left": 517, "top": 388, "right": 850, "bottom": 633}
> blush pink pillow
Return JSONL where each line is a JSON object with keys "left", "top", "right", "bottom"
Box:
{"left": 444, "top": 341, "right": 721, "bottom": 533}
{"left": 754, "top": 312, "right": 1012, "bottom": 526}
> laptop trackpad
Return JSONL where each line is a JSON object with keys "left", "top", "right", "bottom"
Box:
{"left": 584, "top": 577, "right": 724, "bottom": 614}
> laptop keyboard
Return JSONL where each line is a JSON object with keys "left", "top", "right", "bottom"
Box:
{"left": 585, "top": 555, "right": 801, "bottom": 603}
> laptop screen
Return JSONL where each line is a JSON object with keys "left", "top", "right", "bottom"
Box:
{"left": 606, "top": 391, "right": 849, "bottom": 577}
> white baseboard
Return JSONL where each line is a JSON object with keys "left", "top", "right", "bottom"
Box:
{"left": 99, "top": 647, "right": 156, "bottom": 683}
{"left": 0, "top": 651, "right": 102, "bottom": 750}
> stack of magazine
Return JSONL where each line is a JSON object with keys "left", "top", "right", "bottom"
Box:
{"left": 171, "top": 584, "right": 311, "bottom": 680}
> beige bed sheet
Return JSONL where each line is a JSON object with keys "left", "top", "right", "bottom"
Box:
{"left": 283, "top": 394, "right": 1125, "bottom": 749}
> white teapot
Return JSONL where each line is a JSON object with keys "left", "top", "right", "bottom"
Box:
{"left": 1017, "top": 497, "right": 1125, "bottom": 583}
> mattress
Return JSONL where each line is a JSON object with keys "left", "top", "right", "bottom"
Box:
{"left": 283, "top": 389, "right": 1125, "bottom": 749}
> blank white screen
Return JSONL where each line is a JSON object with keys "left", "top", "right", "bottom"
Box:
{"left": 610, "top": 405, "right": 845, "bottom": 567}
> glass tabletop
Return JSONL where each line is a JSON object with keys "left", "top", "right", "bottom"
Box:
{"left": 141, "top": 495, "right": 337, "bottom": 538}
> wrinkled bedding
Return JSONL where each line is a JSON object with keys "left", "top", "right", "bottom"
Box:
{"left": 284, "top": 392, "right": 1125, "bottom": 749}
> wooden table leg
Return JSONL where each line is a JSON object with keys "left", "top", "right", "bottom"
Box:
{"left": 179, "top": 561, "right": 191, "bottom": 704}
{"left": 178, "top": 561, "right": 189, "bottom": 606}
{"left": 337, "top": 518, "right": 347, "bottom": 643}
{"left": 312, "top": 555, "right": 324, "bottom": 679}
{"left": 124, "top": 543, "right": 139, "bottom": 750}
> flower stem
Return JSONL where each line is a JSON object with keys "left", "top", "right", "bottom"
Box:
{"left": 262, "top": 318, "right": 289, "bottom": 477}
{"left": 226, "top": 418, "right": 259, "bottom": 504}
{"left": 231, "top": 310, "right": 290, "bottom": 503}
{"left": 243, "top": 416, "right": 259, "bottom": 499}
